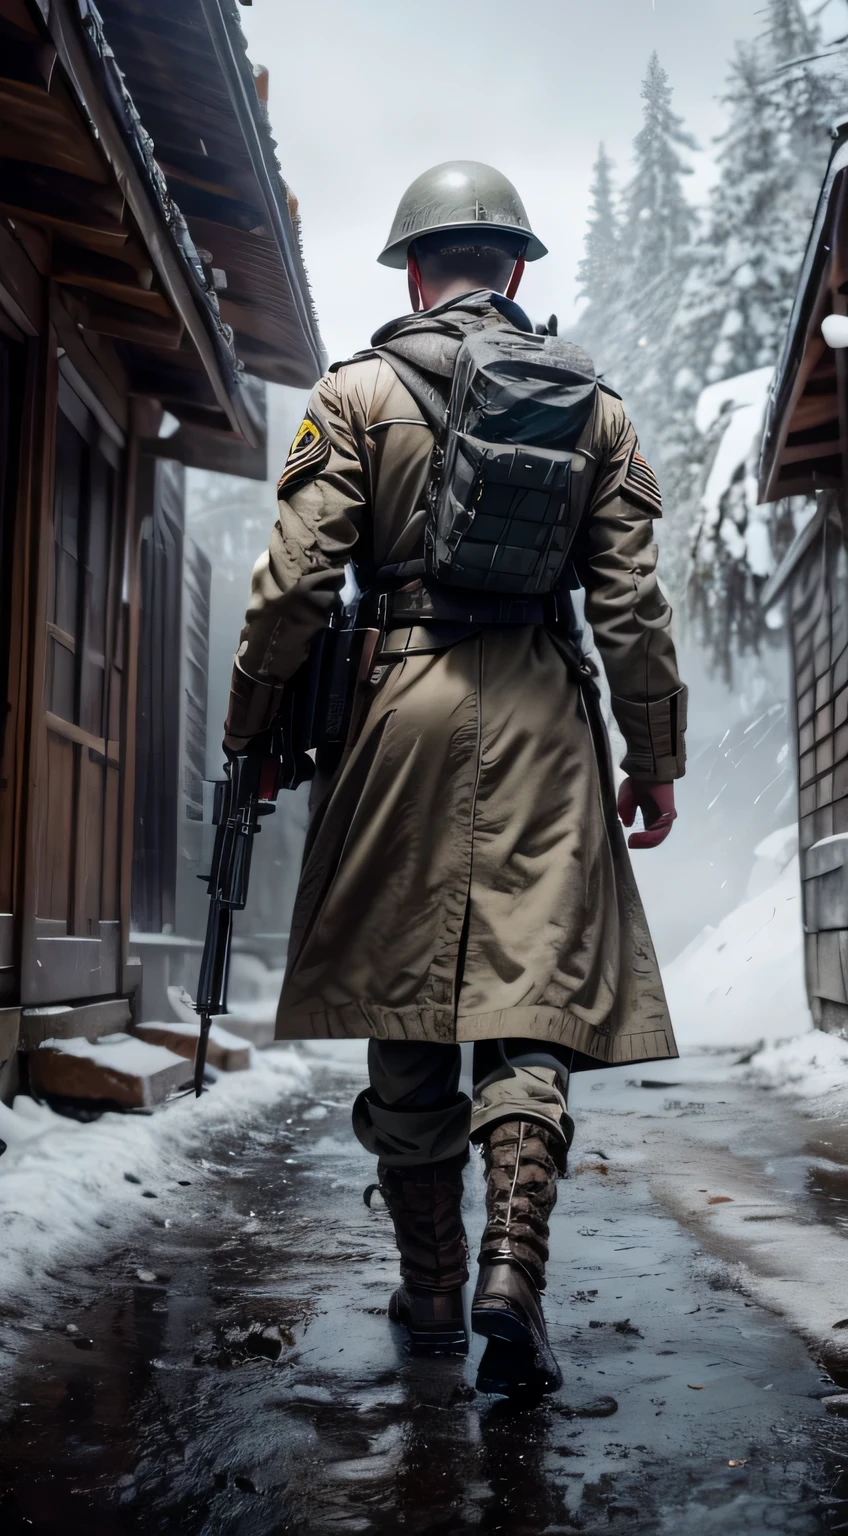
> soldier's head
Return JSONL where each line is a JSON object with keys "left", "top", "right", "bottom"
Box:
{"left": 408, "top": 228, "right": 528, "bottom": 312}
{"left": 378, "top": 160, "right": 547, "bottom": 314}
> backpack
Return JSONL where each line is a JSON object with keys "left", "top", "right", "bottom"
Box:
{"left": 376, "top": 328, "right": 601, "bottom": 596}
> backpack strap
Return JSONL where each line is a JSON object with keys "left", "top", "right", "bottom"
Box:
{"left": 363, "top": 347, "right": 448, "bottom": 437}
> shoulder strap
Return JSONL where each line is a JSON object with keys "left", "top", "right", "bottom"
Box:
{"left": 362, "top": 347, "right": 448, "bottom": 437}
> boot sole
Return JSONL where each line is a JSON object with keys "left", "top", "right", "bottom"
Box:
{"left": 472, "top": 1305, "right": 562, "bottom": 1395}
{"left": 388, "top": 1293, "right": 469, "bottom": 1356}
{"left": 404, "top": 1328, "right": 469, "bottom": 1356}
{"left": 471, "top": 1303, "right": 534, "bottom": 1349}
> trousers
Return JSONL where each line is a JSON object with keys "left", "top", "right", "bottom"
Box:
{"left": 351, "top": 1038, "right": 576, "bottom": 1170}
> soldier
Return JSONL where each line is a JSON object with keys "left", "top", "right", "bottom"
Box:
{"left": 224, "top": 161, "right": 687, "bottom": 1398}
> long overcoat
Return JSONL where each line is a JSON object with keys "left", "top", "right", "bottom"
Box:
{"left": 224, "top": 294, "right": 688, "bottom": 1067}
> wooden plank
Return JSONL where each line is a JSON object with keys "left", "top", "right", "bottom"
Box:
{"left": 74, "top": 750, "right": 104, "bottom": 935}
{"left": 0, "top": 218, "right": 42, "bottom": 335}
{"left": 780, "top": 436, "right": 846, "bottom": 467}
{"left": 26, "top": 918, "right": 120, "bottom": 1002}
{"left": 118, "top": 400, "right": 160, "bottom": 994}
{"left": 76, "top": 294, "right": 184, "bottom": 350}
{"left": 37, "top": 730, "right": 75, "bottom": 921}
{"left": 0, "top": 913, "right": 13, "bottom": 969}
{"left": 0, "top": 1007, "right": 20, "bottom": 1064}
{"left": 789, "top": 392, "right": 839, "bottom": 434}
{"left": 136, "top": 1022, "right": 250, "bottom": 1073}
{"left": 44, "top": 710, "right": 119, "bottom": 765}
{"left": 18, "top": 995, "right": 130, "bottom": 1050}
{"left": 29, "top": 1035, "right": 189, "bottom": 1107}
{"left": 101, "top": 764, "right": 120, "bottom": 921}
{"left": 52, "top": 293, "right": 129, "bottom": 437}
{"left": 17, "top": 312, "right": 57, "bottom": 1008}
{"left": 0, "top": 1, "right": 42, "bottom": 37}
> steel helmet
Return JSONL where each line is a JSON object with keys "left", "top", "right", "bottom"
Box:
{"left": 378, "top": 160, "right": 547, "bottom": 269}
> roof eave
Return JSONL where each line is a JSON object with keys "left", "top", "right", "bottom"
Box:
{"left": 45, "top": 0, "right": 257, "bottom": 445}
{"left": 198, "top": 0, "right": 327, "bottom": 383}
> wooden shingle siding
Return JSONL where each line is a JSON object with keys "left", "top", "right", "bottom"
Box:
{"left": 791, "top": 507, "right": 848, "bottom": 1030}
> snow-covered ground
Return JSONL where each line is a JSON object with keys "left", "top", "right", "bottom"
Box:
{"left": 662, "top": 822, "right": 848, "bottom": 1110}
{"left": 0, "top": 1047, "right": 314, "bottom": 1316}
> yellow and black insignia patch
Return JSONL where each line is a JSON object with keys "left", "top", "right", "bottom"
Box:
{"left": 277, "top": 415, "right": 330, "bottom": 496}
{"left": 621, "top": 445, "right": 663, "bottom": 518}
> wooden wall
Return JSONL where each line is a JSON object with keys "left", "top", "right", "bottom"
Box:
{"left": 789, "top": 497, "right": 848, "bottom": 1033}
{"left": 0, "top": 216, "right": 146, "bottom": 1014}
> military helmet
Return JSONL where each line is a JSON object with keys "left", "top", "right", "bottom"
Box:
{"left": 378, "top": 160, "right": 547, "bottom": 269}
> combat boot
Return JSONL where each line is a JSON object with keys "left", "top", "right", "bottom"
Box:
{"left": 369, "top": 1156, "right": 469, "bottom": 1355}
{"left": 472, "top": 1119, "right": 563, "bottom": 1396}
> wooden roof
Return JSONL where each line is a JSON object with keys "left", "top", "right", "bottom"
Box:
{"left": 759, "top": 123, "right": 848, "bottom": 506}
{"left": 0, "top": 0, "right": 326, "bottom": 475}
{"left": 94, "top": 0, "right": 326, "bottom": 389}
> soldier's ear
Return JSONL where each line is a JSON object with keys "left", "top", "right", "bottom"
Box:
{"left": 506, "top": 255, "right": 525, "bottom": 300}
{"left": 407, "top": 253, "right": 423, "bottom": 312}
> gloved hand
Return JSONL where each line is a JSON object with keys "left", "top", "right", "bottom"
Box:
{"left": 617, "top": 778, "right": 677, "bottom": 850}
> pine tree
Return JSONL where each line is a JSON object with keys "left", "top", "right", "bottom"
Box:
{"left": 675, "top": 43, "right": 801, "bottom": 388}
{"left": 681, "top": 0, "right": 846, "bottom": 677}
{"left": 575, "top": 144, "right": 620, "bottom": 374}
{"left": 613, "top": 54, "right": 698, "bottom": 464}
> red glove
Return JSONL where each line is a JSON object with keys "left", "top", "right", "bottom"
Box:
{"left": 617, "top": 778, "right": 677, "bottom": 850}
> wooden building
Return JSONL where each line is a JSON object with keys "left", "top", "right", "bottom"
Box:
{"left": 759, "top": 118, "right": 848, "bottom": 1035}
{"left": 0, "top": 0, "right": 324, "bottom": 1097}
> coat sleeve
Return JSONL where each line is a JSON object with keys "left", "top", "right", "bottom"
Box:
{"left": 223, "top": 369, "right": 368, "bottom": 750}
{"left": 571, "top": 396, "right": 688, "bottom": 783}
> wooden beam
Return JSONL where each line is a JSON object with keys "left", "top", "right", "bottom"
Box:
{"left": 45, "top": 711, "right": 119, "bottom": 767}
{"left": 779, "top": 437, "right": 845, "bottom": 467}
{"left": 53, "top": 247, "right": 173, "bottom": 319}
{"left": 0, "top": 200, "right": 127, "bottom": 256}
{"left": 75, "top": 295, "right": 184, "bottom": 350}
{"left": 786, "top": 391, "right": 839, "bottom": 435}
{"left": 761, "top": 334, "right": 830, "bottom": 502}
{"left": 0, "top": 0, "right": 43, "bottom": 38}
{"left": 0, "top": 78, "right": 107, "bottom": 184}
{"left": 0, "top": 217, "right": 42, "bottom": 334}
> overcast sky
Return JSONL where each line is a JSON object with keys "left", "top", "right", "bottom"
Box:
{"left": 242, "top": 0, "right": 767, "bottom": 363}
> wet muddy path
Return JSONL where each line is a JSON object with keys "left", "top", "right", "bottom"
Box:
{"left": 0, "top": 1064, "right": 846, "bottom": 1535}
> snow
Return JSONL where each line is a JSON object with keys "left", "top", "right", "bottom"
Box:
{"left": 39, "top": 1033, "right": 187, "bottom": 1078}
{"left": 663, "top": 851, "right": 810, "bottom": 1053}
{"left": 744, "top": 1030, "right": 848, "bottom": 1101}
{"left": 0, "top": 1045, "right": 315, "bottom": 1320}
{"left": 695, "top": 366, "right": 774, "bottom": 541}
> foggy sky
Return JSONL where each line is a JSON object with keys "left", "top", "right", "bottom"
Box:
{"left": 242, "top": 0, "right": 764, "bottom": 362}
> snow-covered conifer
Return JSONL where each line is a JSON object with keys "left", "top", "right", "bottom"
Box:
{"left": 575, "top": 144, "right": 621, "bottom": 374}
{"left": 614, "top": 52, "right": 698, "bottom": 458}
{"left": 680, "top": 0, "right": 847, "bottom": 677}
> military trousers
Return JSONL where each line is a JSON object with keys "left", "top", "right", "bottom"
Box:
{"left": 352, "top": 1039, "right": 576, "bottom": 1171}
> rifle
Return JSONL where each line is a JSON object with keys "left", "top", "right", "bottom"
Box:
{"left": 193, "top": 596, "right": 378, "bottom": 1094}
{"left": 193, "top": 731, "right": 283, "bottom": 1095}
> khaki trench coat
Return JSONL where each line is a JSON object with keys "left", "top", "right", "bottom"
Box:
{"left": 225, "top": 295, "right": 687, "bottom": 1067}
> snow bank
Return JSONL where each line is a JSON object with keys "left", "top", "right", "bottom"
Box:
{"left": 744, "top": 1030, "right": 848, "bottom": 1105}
{"left": 662, "top": 837, "right": 848, "bottom": 1111}
{"left": 663, "top": 851, "right": 811, "bottom": 1052}
{"left": 0, "top": 1045, "right": 314, "bottom": 1316}
{"left": 695, "top": 366, "right": 775, "bottom": 574}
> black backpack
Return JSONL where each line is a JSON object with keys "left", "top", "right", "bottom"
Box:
{"left": 376, "top": 328, "right": 600, "bottom": 596}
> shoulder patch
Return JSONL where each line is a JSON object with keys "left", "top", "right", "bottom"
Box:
{"left": 622, "top": 445, "right": 662, "bottom": 518}
{"left": 277, "top": 416, "right": 330, "bottom": 496}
